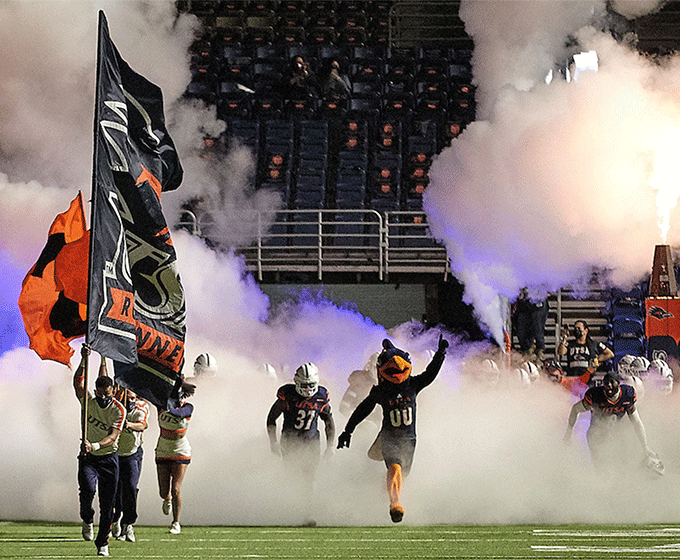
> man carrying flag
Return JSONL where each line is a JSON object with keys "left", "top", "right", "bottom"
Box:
{"left": 74, "top": 344, "right": 126, "bottom": 557}
{"left": 19, "top": 11, "right": 187, "bottom": 556}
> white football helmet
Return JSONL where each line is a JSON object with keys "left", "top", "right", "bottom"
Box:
{"left": 194, "top": 353, "right": 218, "bottom": 377}
{"left": 294, "top": 362, "right": 320, "bottom": 397}
{"left": 630, "top": 356, "right": 650, "bottom": 378}
{"left": 648, "top": 359, "right": 673, "bottom": 395}
{"left": 481, "top": 359, "right": 500, "bottom": 385}
{"left": 521, "top": 361, "right": 540, "bottom": 384}
{"left": 628, "top": 375, "right": 645, "bottom": 400}
{"left": 260, "top": 362, "right": 278, "bottom": 381}
{"left": 514, "top": 367, "right": 530, "bottom": 386}
{"left": 617, "top": 354, "right": 636, "bottom": 378}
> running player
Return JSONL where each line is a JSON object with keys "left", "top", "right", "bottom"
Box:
{"left": 266, "top": 363, "right": 335, "bottom": 490}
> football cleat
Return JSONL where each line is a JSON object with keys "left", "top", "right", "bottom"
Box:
{"left": 162, "top": 498, "right": 172, "bottom": 515}
{"left": 82, "top": 522, "right": 94, "bottom": 541}
{"left": 97, "top": 544, "right": 109, "bottom": 557}
{"left": 389, "top": 504, "right": 405, "bottom": 523}
{"left": 111, "top": 519, "right": 121, "bottom": 539}
{"left": 170, "top": 522, "right": 181, "bottom": 534}
{"left": 122, "top": 524, "right": 135, "bottom": 542}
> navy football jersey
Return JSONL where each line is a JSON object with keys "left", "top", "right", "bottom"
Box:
{"left": 584, "top": 383, "right": 636, "bottom": 420}
{"left": 277, "top": 384, "right": 332, "bottom": 441}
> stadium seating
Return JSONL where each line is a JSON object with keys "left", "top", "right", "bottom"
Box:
{"left": 180, "top": 0, "right": 477, "bottom": 224}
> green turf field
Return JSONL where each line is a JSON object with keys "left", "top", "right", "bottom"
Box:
{"left": 3, "top": 522, "right": 680, "bottom": 559}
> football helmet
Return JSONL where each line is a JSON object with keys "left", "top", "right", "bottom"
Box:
{"left": 521, "top": 361, "right": 540, "bottom": 384}
{"left": 543, "top": 358, "right": 564, "bottom": 383}
{"left": 648, "top": 359, "right": 673, "bottom": 395}
{"left": 481, "top": 358, "right": 500, "bottom": 385}
{"left": 515, "top": 367, "right": 530, "bottom": 385}
{"left": 616, "top": 354, "right": 636, "bottom": 378}
{"left": 630, "top": 356, "right": 650, "bottom": 377}
{"left": 377, "top": 339, "right": 412, "bottom": 384}
{"left": 260, "top": 362, "right": 278, "bottom": 381}
{"left": 194, "top": 353, "right": 218, "bottom": 377}
{"left": 294, "top": 362, "right": 320, "bottom": 397}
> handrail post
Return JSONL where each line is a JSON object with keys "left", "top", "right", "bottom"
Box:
{"left": 257, "top": 211, "right": 263, "bottom": 282}
{"left": 381, "top": 211, "right": 387, "bottom": 282}
{"left": 317, "top": 209, "right": 323, "bottom": 281}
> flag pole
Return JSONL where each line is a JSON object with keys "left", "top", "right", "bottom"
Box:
{"left": 81, "top": 10, "right": 106, "bottom": 447}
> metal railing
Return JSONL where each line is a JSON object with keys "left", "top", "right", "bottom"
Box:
{"left": 177, "top": 209, "right": 451, "bottom": 282}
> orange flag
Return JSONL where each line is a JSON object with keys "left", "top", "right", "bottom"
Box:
{"left": 18, "top": 192, "right": 89, "bottom": 366}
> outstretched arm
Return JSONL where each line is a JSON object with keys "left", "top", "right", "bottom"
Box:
{"left": 412, "top": 334, "right": 448, "bottom": 391}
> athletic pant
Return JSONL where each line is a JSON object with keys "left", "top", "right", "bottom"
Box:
{"left": 114, "top": 447, "right": 143, "bottom": 526}
{"left": 78, "top": 452, "right": 119, "bottom": 548}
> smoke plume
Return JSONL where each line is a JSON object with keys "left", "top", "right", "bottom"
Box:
{"left": 1, "top": 0, "right": 679, "bottom": 529}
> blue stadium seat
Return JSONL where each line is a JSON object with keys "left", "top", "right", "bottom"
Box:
{"left": 612, "top": 336, "right": 645, "bottom": 357}
{"left": 610, "top": 316, "right": 644, "bottom": 339}
{"left": 332, "top": 211, "right": 366, "bottom": 247}
{"left": 277, "top": 26, "right": 306, "bottom": 45}
{"left": 225, "top": 119, "right": 260, "bottom": 152}
{"left": 371, "top": 152, "right": 402, "bottom": 201}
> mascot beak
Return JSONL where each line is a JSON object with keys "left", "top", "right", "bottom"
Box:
{"left": 379, "top": 355, "right": 412, "bottom": 384}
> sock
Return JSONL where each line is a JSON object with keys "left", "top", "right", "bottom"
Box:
{"left": 386, "top": 463, "right": 402, "bottom": 509}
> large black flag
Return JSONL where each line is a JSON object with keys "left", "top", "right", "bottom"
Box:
{"left": 88, "top": 11, "right": 185, "bottom": 408}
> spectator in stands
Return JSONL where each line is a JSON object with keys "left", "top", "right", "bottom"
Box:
{"left": 557, "top": 320, "right": 614, "bottom": 378}
{"left": 282, "top": 55, "right": 318, "bottom": 101}
{"left": 320, "top": 59, "right": 351, "bottom": 105}
{"left": 511, "top": 288, "right": 549, "bottom": 361}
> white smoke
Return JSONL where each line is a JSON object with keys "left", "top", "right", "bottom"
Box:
{"left": 425, "top": 0, "right": 680, "bottom": 342}
{"left": 2, "top": 0, "right": 680, "bottom": 530}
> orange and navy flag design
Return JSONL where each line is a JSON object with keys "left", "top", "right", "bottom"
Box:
{"left": 88, "top": 12, "right": 185, "bottom": 409}
{"left": 18, "top": 192, "right": 88, "bottom": 366}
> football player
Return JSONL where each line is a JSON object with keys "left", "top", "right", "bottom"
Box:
{"left": 564, "top": 372, "right": 659, "bottom": 472}
{"left": 266, "top": 363, "right": 335, "bottom": 489}
{"left": 339, "top": 352, "right": 380, "bottom": 417}
{"left": 337, "top": 334, "right": 448, "bottom": 523}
